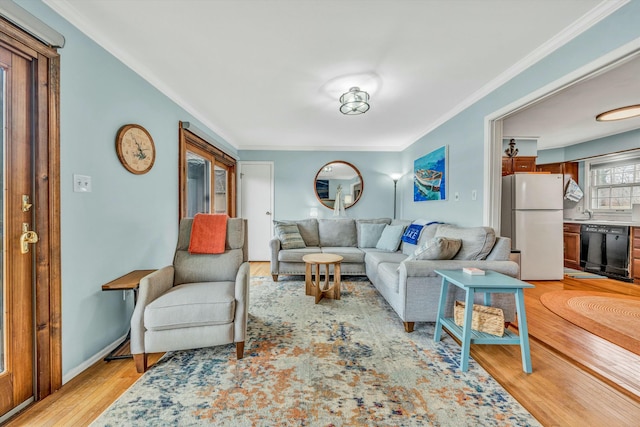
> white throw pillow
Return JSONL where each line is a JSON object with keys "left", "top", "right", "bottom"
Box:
{"left": 403, "top": 237, "right": 462, "bottom": 263}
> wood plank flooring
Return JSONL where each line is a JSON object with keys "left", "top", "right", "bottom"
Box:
{"left": 6, "top": 263, "right": 640, "bottom": 426}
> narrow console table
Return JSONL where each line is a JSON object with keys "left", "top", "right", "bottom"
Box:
{"left": 433, "top": 269, "right": 535, "bottom": 373}
{"left": 102, "top": 269, "right": 156, "bottom": 361}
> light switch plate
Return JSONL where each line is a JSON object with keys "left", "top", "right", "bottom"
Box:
{"left": 73, "top": 174, "right": 92, "bottom": 192}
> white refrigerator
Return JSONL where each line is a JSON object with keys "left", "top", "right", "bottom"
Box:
{"left": 501, "top": 173, "right": 564, "bottom": 280}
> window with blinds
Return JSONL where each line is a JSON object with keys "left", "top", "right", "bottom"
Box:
{"left": 589, "top": 155, "right": 640, "bottom": 211}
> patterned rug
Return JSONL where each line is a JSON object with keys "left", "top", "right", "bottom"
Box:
{"left": 92, "top": 276, "right": 540, "bottom": 426}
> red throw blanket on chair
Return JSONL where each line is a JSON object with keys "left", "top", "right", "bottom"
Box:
{"left": 188, "top": 213, "right": 228, "bottom": 254}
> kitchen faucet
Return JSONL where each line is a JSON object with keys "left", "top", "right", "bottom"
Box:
{"left": 584, "top": 209, "right": 593, "bottom": 219}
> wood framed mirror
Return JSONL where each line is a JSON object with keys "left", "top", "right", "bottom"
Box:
{"left": 314, "top": 161, "right": 363, "bottom": 209}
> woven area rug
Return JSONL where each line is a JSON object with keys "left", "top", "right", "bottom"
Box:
{"left": 92, "top": 277, "right": 540, "bottom": 426}
{"left": 540, "top": 290, "right": 640, "bottom": 355}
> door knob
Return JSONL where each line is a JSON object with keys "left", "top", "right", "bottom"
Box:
{"left": 20, "top": 223, "right": 39, "bottom": 254}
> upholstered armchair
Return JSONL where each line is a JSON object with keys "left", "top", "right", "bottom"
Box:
{"left": 130, "top": 217, "right": 249, "bottom": 373}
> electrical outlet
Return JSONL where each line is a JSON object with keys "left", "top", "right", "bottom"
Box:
{"left": 73, "top": 174, "right": 92, "bottom": 192}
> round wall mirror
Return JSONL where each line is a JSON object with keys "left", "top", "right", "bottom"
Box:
{"left": 314, "top": 161, "right": 363, "bottom": 209}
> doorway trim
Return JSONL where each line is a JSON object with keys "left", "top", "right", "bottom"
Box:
{"left": 0, "top": 19, "right": 62, "bottom": 399}
{"left": 484, "top": 37, "right": 640, "bottom": 231}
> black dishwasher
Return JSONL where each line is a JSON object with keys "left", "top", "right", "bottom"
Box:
{"left": 580, "top": 224, "right": 631, "bottom": 282}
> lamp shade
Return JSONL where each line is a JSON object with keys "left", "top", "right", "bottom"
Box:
{"left": 340, "top": 87, "right": 370, "bottom": 115}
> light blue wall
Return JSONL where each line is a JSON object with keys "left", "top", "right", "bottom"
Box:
{"left": 16, "top": 0, "right": 640, "bottom": 379}
{"left": 238, "top": 151, "right": 402, "bottom": 220}
{"left": 564, "top": 128, "right": 640, "bottom": 160}
{"left": 397, "top": 1, "right": 640, "bottom": 226}
{"left": 538, "top": 127, "right": 640, "bottom": 187}
{"left": 19, "top": 1, "right": 236, "bottom": 377}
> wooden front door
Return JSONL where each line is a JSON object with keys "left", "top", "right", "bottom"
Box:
{"left": 0, "top": 42, "right": 38, "bottom": 417}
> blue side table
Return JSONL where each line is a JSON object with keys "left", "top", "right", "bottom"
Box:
{"left": 433, "top": 269, "right": 535, "bottom": 373}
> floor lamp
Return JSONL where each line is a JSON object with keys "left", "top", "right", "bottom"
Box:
{"left": 390, "top": 173, "right": 402, "bottom": 219}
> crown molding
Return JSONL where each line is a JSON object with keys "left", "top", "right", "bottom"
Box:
{"left": 399, "top": 0, "right": 630, "bottom": 151}
{"left": 44, "top": 0, "right": 238, "bottom": 149}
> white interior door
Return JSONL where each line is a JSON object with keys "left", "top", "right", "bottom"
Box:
{"left": 239, "top": 162, "right": 274, "bottom": 261}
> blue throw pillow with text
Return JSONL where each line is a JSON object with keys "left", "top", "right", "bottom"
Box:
{"left": 401, "top": 220, "right": 443, "bottom": 244}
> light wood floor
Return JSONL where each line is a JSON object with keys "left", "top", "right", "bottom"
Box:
{"left": 6, "top": 262, "right": 640, "bottom": 426}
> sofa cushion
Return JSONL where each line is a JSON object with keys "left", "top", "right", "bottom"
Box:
{"left": 364, "top": 249, "right": 408, "bottom": 271}
{"left": 296, "top": 219, "right": 320, "bottom": 246}
{"left": 278, "top": 247, "right": 322, "bottom": 262}
{"left": 321, "top": 247, "right": 366, "bottom": 263}
{"left": 376, "top": 224, "right": 405, "bottom": 252}
{"left": 274, "top": 222, "right": 306, "bottom": 249}
{"left": 318, "top": 219, "right": 357, "bottom": 247}
{"left": 377, "top": 263, "right": 401, "bottom": 293}
{"left": 434, "top": 225, "right": 496, "bottom": 260}
{"left": 356, "top": 218, "right": 392, "bottom": 247}
{"left": 358, "top": 223, "right": 387, "bottom": 248}
{"left": 145, "top": 282, "right": 235, "bottom": 331}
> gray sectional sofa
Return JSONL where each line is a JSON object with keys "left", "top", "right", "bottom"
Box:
{"left": 270, "top": 218, "right": 519, "bottom": 332}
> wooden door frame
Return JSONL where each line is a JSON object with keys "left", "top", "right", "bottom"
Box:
{"left": 0, "top": 19, "right": 61, "bottom": 399}
{"left": 178, "top": 122, "right": 237, "bottom": 219}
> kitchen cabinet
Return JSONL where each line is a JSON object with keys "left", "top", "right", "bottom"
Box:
{"left": 502, "top": 156, "right": 537, "bottom": 176}
{"left": 563, "top": 223, "right": 581, "bottom": 270}
{"left": 633, "top": 227, "right": 640, "bottom": 284}
{"left": 536, "top": 161, "right": 579, "bottom": 189}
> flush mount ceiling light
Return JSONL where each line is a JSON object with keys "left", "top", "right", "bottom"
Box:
{"left": 595, "top": 104, "right": 640, "bottom": 121}
{"left": 339, "top": 87, "right": 370, "bottom": 115}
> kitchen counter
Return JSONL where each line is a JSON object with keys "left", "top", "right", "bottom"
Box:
{"left": 564, "top": 219, "right": 640, "bottom": 227}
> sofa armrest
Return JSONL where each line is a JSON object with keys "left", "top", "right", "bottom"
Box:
{"left": 400, "top": 259, "right": 519, "bottom": 278}
{"left": 398, "top": 260, "right": 520, "bottom": 323}
{"left": 130, "top": 266, "right": 174, "bottom": 354}
{"left": 269, "top": 237, "right": 282, "bottom": 274}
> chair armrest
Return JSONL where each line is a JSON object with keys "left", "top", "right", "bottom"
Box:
{"left": 130, "top": 266, "right": 174, "bottom": 354}
{"left": 234, "top": 262, "right": 250, "bottom": 342}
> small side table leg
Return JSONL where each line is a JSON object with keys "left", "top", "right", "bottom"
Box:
{"left": 333, "top": 262, "right": 341, "bottom": 300}
{"left": 305, "top": 262, "right": 313, "bottom": 296}
{"left": 315, "top": 263, "right": 325, "bottom": 304}
{"left": 434, "top": 277, "right": 449, "bottom": 342}
{"left": 515, "top": 288, "right": 533, "bottom": 373}
{"left": 460, "top": 289, "right": 475, "bottom": 372}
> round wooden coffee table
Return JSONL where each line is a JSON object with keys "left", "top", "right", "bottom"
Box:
{"left": 302, "top": 253, "right": 344, "bottom": 304}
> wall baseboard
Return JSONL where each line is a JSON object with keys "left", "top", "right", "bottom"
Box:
{"left": 62, "top": 333, "right": 128, "bottom": 385}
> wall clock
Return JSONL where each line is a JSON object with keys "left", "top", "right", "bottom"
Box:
{"left": 115, "top": 124, "right": 156, "bottom": 174}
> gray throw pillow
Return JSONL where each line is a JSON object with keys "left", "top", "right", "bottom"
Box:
{"left": 375, "top": 224, "right": 405, "bottom": 252}
{"left": 274, "top": 223, "right": 306, "bottom": 249}
{"left": 359, "top": 223, "right": 387, "bottom": 248}
{"left": 408, "top": 236, "right": 462, "bottom": 261}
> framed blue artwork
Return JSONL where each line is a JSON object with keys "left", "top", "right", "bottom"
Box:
{"left": 414, "top": 145, "right": 447, "bottom": 201}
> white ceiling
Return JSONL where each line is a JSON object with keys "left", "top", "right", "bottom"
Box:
{"left": 46, "top": 0, "right": 617, "bottom": 152}
{"left": 504, "top": 53, "right": 640, "bottom": 150}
